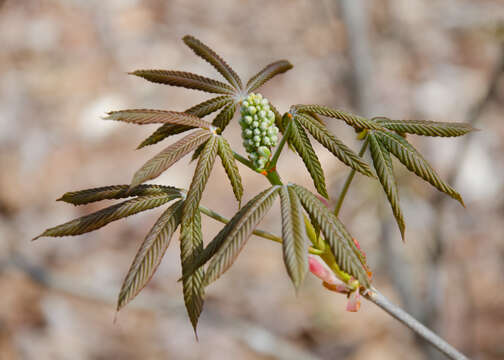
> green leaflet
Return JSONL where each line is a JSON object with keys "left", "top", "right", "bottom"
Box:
{"left": 117, "top": 200, "right": 184, "bottom": 310}
{"left": 203, "top": 186, "right": 280, "bottom": 285}
{"left": 137, "top": 96, "right": 233, "bottom": 149}
{"left": 183, "top": 35, "right": 243, "bottom": 91}
{"left": 180, "top": 208, "right": 205, "bottom": 334}
{"left": 131, "top": 129, "right": 212, "bottom": 189}
{"left": 182, "top": 136, "right": 219, "bottom": 228}
{"left": 290, "top": 184, "right": 371, "bottom": 288}
{"left": 294, "top": 104, "right": 385, "bottom": 131}
{"left": 246, "top": 60, "right": 293, "bottom": 93}
{"left": 104, "top": 109, "right": 211, "bottom": 129}
{"left": 374, "top": 117, "right": 475, "bottom": 137}
{"left": 376, "top": 131, "right": 464, "bottom": 206}
{"left": 57, "top": 184, "right": 182, "bottom": 206}
{"left": 217, "top": 137, "right": 243, "bottom": 204}
{"left": 33, "top": 194, "right": 177, "bottom": 240}
{"left": 368, "top": 132, "right": 405, "bottom": 240}
{"left": 212, "top": 101, "right": 237, "bottom": 131}
{"left": 289, "top": 118, "right": 328, "bottom": 198}
{"left": 296, "top": 113, "right": 375, "bottom": 178}
{"left": 130, "top": 70, "right": 235, "bottom": 95}
{"left": 279, "top": 185, "right": 308, "bottom": 290}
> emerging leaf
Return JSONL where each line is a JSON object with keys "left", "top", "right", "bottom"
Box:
{"left": 183, "top": 35, "right": 243, "bottom": 91}
{"left": 137, "top": 124, "right": 195, "bottom": 150}
{"left": 105, "top": 109, "right": 211, "bottom": 129}
{"left": 182, "top": 136, "right": 219, "bottom": 227}
{"left": 117, "top": 200, "right": 184, "bottom": 310}
{"left": 368, "top": 133, "right": 405, "bottom": 240}
{"left": 291, "top": 184, "right": 371, "bottom": 288}
{"left": 203, "top": 186, "right": 280, "bottom": 285}
{"left": 289, "top": 118, "right": 329, "bottom": 198}
{"left": 296, "top": 113, "right": 375, "bottom": 178}
{"left": 294, "top": 104, "right": 385, "bottom": 131}
{"left": 376, "top": 131, "right": 464, "bottom": 206}
{"left": 217, "top": 137, "right": 243, "bottom": 204}
{"left": 130, "top": 70, "right": 236, "bottom": 95}
{"left": 212, "top": 102, "right": 237, "bottom": 131}
{"left": 180, "top": 208, "right": 205, "bottom": 335}
{"left": 131, "top": 129, "right": 212, "bottom": 189}
{"left": 57, "top": 184, "right": 182, "bottom": 206}
{"left": 279, "top": 185, "right": 308, "bottom": 290}
{"left": 33, "top": 194, "right": 176, "bottom": 240}
{"left": 246, "top": 60, "right": 293, "bottom": 93}
{"left": 374, "top": 117, "right": 475, "bottom": 137}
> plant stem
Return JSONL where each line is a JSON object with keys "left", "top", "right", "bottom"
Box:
{"left": 198, "top": 204, "right": 323, "bottom": 255}
{"left": 363, "top": 287, "right": 469, "bottom": 360}
{"left": 333, "top": 138, "right": 369, "bottom": 217}
{"left": 233, "top": 151, "right": 258, "bottom": 171}
{"left": 267, "top": 120, "right": 292, "bottom": 171}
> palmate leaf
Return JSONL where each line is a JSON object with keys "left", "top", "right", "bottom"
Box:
{"left": 183, "top": 35, "right": 243, "bottom": 91}
{"left": 295, "top": 113, "right": 375, "bottom": 178}
{"left": 117, "top": 200, "right": 184, "bottom": 310}
{"left": 58, "top": 184, "right": 182, "bottom": 206}
{"left": 291, "top": 184, "right": 371, "bottom": 288}
{"left": 105, "top": 109, "right": 211, "bottom": 129}
{"left": 137, "top": 96, "right": 233, "bottom": 149}
{"left": 180, "top": 208, "right": 205, "bottom": 334}
{"left": 294, "top": 104, "right": 385, "bottom": 131}
{"left": 217, "top": 137, "right": 243, "bottom": 204}
{"left": 130, "top": 70, "right": 236, "bottom": 95}
{"left": 376, "top": 131, "right": 464, "bottom": 206}
{"left": 131, "top": 129, "right": 212, "bottom": 189}
{"left": 182, "top": 135, "right": 219, "bottom": 227}
{"left": 212, "top": 102, "right": 237, "bottom": 131}
{"left": 33, "top": 194, "right": 177, "bottom": 240}
{"left": 246, "top": 60, "right": 293, "bottom": 93}
{"left": 279, "top": 185, "right": 308, "bottom": 290}
{"left": 289, "top": 118, "right": 328, "bottom": 198}
{"left": 368, "top": 133, "right": 405, "bottom": 240}
{"left": 374, "top": 117, "right": 475, "bottom": 137}
{"left": 203, "top": 186, "right": 280, "bottom": 285}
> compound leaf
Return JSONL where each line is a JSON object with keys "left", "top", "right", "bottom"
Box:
{"left": 33, "top": 194, "right": 176, "bottom": 240}
{"left": 117, "top": 200, "right": 184, "bottom": 310}
{"left": 368, "top": 132, "right": 405, "bottom": 240}
{"left": 183, "top": 35, "right": 242, "bottom": 91}
{"left": 203, "top": 186, "right": 280, "bottom": 285}
{"left": 130, "top": 70, "right": 235, "bottom": 95}
{"left": 377, "top": 131, "right": 464, "bottom": 206}
{"left": 246, "top": 60, "right": 293, "bottom": 93}
{"left": 131, "top": 130, "right": 212, "bottom": 189}
{"left": 105, "top": 109, "right": 211, "bottom": 129}
{"left": 212, "top": 101, "right": 237, "bottom": 131}
{"left": 296, "top": 113, "right": 375, "bottom": 178}
{"left": 217, "top": 137, "right": 243, "bottom": 204}
{"left": 279, "top": 185, "right": 308, "bottom": 290}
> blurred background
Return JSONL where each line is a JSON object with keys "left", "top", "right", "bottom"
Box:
{"left": 1, "top": 0, "right": 503, "bottom": 359}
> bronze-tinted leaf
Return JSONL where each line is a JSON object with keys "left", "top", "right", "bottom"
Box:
{"left": 291, "top": 184, "right": 371, "bottom": 288}
{"left": 33, "top": 194, "right": 176, "bottom": 240}
{"left": 376, "top": 131, "right": 464, "bottom": 206}
{"left": 246, "top": 60, "right": 293, "bottom": 93}
{"left": 130, "top": 70, "right": 235, "bottom": 95}
{"left": 183, "top": 35, "right": 242, "bottom": 91}
{"left": 131, "top": 130, "right": 212, "bottom": 189}
{"left": 368, "top": 133, "right": 405, "bottom": 240}
{"left": 57, "top": 184, "right": 182, "bottom": 206}
{"left": 212, "top": 102, "right": 237, "bottom": 131}
{"left": 182, "top": 135, "right": 219, "bottom": 227}
{"left": 105, "top": 109, "right": 211, "bottom": 128}
{"left": 296, "top": 113, "right": 375, "bottom": 178}
{"left": 279, "top": 186, "right": 308, "bottom": 290}
{"left": 374, "top": 117, "right": 475, "bottom": 137}
{"left": 289, "top": 118, "right": 328, "bottom": 198}
{"left": 203, "top": 186, "right": 280, "bottom": 285}
{"left": 217, "top": 137, "right": 243, "bottom": 204}
{"left": 180, "top": 208, "right": 205, "bottom": 334}
{"left": 117, "top": 200, "right": 184, "bottom": 310}
{"left": 294, "top": 104, "right": 384, "bottom": 131}
{"left": 137, "top": 96, "right": 233, "bottom": 149}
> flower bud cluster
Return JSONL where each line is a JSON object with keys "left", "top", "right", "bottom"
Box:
{"left": 239, "top": 93, "right": 279, "bottom": 170}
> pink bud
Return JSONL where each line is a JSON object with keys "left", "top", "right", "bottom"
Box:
{"left": 346, "top": 290, "right": 361, "bottom": 312}
{"left": 316, "top": 195, "right": 330, "bottom": 208}
{"left": 308, "top": 255, "right": 338, "bottom": 284}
